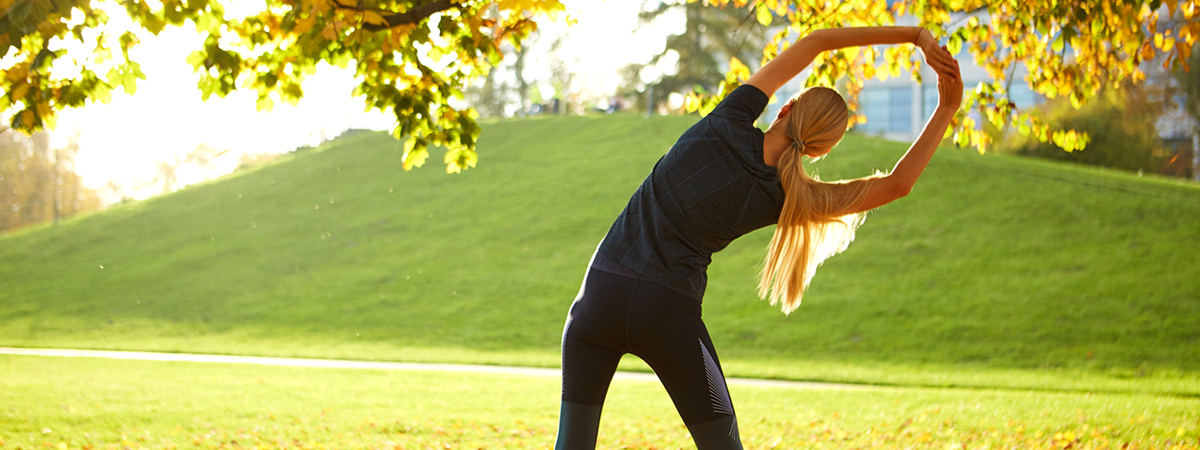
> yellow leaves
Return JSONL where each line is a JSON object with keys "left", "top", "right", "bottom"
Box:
{"left": 6, "top": 65, "right": 28, "bottom": 82}
{"left": 362, "top": 10, "right": 386, "bottom": 26}
{"left": 35, "top": 100, "right": 50, "bottom": 119}
{"left": 322, "top": 21, "right": 339, "bottom": 41}
{"left": 11, "top": 81, "right": 31, "bottom": 100}
{"left": 401, "top": 139, "right": 427, "bottom": 171}
{"left": 727, "top": 57, "right": 751, "bottom": 82}
{"left": 1051, "top": 129, "right": 1088, "bottom": 152}
{"left": 755, "top": 3, "right": 773, "bottom": 26}
{"left": 496, "top": 0, "right": 565, "bottom": 17}
{"left": 20, "top": 109, "right": 35, "bottom": 128}
{"left": 443, "top": 146, "right": 478, "bottom": 174}
{"left": 1140, "top": 41, "right": 1155, "bottom": 61}
{"left": 295, "top": 14, "right": 317, "bottom": 35}
{"left": 379, "top": 24, "right": 414, "bottom": 53}
{"left": 256, "top": 95, "right": 274, "bottom": 112}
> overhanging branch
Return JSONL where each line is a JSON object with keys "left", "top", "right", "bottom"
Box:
{"left": 339, "top": 0, "right": 458, "bottom": 31}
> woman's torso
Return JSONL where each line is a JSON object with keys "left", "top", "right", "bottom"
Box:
{"left": 597, "top": 85, "right": 785, "bottom": 301}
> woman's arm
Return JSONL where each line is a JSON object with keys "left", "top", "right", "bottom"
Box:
{"left": 851, "top": 58, "right": 963, "bottom": 213}
{"left": 746, "top": 27, "right": 957, "bottom": 98}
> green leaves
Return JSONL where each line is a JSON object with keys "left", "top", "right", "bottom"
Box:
{"left": 0, "top": 0, "right": 563, "bottom": 173}
{"left": 105, "top": 61, "right": 145, "bottom": 95}
{"left": 401, "top": 138, "right": 428, "bottom": 171}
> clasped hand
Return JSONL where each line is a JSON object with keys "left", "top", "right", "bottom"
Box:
{"left": 915, "top": 28, "right": 963, "bottom": 111}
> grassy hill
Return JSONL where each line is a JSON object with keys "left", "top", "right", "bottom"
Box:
{"left": 1, "top": 113, "right": 1197, "bottom": 393}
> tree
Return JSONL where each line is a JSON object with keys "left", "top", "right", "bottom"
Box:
{"left": 624, "top": 0, "right": 774, "bottom": 112}
{"left": 0, "top": 130, "right": 101, "bottom": 231}
{"left": 998, "top": 81, "right": 1171, "bottom": 174}
{"left": 1173, "top": 41, "right": 1200, "bottom": 179}
{"left": 0, "top": 0, "right": 564, "bottom": 173}
{"left": 689, "top": 0, "right": 1200, "bottom": 155}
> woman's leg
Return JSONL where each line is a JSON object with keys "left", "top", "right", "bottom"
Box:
{"left": 628, "top": 282, "right": 744, "bottom": 450}
{"left": 554, "top": 269, "right": 637, "bottom": 450}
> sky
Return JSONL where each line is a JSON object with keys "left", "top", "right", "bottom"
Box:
{"left": 41, "top": 0, "right": 684, "bottom": 200}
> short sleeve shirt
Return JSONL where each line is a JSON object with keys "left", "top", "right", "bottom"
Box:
{"left": 598, "top": 84, "right": 784, "bottom": 300}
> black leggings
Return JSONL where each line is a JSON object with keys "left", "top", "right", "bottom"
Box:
{"left": 554, "top": 255, "right": 742, "bottom": 449}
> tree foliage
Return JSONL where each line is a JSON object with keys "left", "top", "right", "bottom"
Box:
{"left": 692, "top": 0, "right": 1200, "bottom": 155}
{"left": 628, "top": 1, "right": 774, "bottom": 109}
{"left": 0, "top": 0, "right": 563, "bottom": 173}
{"left": 998, "top": 82, "right": 1170, "bottom": 174}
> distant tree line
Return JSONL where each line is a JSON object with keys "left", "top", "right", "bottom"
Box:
{"left": 0, "top": 129, "right": 101, "bottom": 232}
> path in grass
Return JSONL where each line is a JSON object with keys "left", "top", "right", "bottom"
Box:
{"left": 0, "top": 347, "right": 873, "bottom": 391}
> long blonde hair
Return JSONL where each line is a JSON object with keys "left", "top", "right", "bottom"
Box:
{"left": 758, "top": 86, "right": 878, "bottom": 314}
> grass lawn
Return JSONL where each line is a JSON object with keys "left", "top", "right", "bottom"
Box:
{"left": 2, "top": 355, "right": 1198, "bottom": 449}
{"left": 1, "top": 113, "right": 1197, "bottom": 394}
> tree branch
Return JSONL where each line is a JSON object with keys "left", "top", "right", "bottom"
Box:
{"left": 353, "top": 0, "right": 459, "bottom": 31}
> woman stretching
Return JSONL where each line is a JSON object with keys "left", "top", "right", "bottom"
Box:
{"left": 555, "top": 25, "right": 963, "bottom": 449}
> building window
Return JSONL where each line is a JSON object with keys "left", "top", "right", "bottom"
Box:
{"left": 1008, "top": 82, "right": 1039, "bottom": 109}
{"left": 923, "top": 85, "right": 938, "bottom": 119}
{"left": 860, "top": 88, "right": 889, "bottom": 133}
{"left": 888, "top": 86, "right": 912, "bottom": 132}
{"left": 859, "top": 86, "right": 913, "bottom": 134}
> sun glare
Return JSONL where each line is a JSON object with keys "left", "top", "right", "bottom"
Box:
{"left": 29, "top": 0, "right": 683, "bottom": 202}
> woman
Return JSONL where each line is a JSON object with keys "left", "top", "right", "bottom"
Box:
{"left": 555, "top": 26, "right": 963, "bottom": 449}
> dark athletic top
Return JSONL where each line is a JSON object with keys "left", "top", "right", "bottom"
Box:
{"left": 597, "top": 84, "right": 785, "bottom": 301}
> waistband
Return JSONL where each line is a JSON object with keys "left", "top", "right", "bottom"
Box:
{"left": 590, "top": 249, "right": 652, "bottom": 281}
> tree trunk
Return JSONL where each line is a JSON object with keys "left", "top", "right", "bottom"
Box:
{"left": 1193, "top": 133, "right": 1199, "bottom": 181}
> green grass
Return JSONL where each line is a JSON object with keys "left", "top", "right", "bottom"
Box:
{"left": 2, "top": 355, "right": 1198, "bottom": 449}
{"left": 1, "top": 113, "right": 1198, "bottom": 393}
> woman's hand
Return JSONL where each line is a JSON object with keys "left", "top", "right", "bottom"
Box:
{"left": 937, "top": 51, "right": 963, "bottom": 111}
{"left": 916, "top": 28, "right": 958, "bottom": 81}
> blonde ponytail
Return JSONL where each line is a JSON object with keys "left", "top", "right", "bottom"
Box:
{"left": 758, "top": 87, "right": 878, "bottom": 314}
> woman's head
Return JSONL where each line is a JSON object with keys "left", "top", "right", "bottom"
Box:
{"left": 776, "top": 86, "right": 849, "bottom": 158}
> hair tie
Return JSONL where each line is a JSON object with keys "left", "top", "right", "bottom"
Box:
{"left": 791, "top": 140, "right": 806, "bottom": 153}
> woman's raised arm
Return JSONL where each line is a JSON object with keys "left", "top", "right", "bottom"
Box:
{"left": 746, "top": 26, "right": 957, "bottom": 98}
{"left": 850, "top": 55, "right": 963, "bottom": 213}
